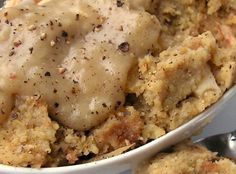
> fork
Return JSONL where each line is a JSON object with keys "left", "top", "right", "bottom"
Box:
{"left": 195, "top": 130, "right": 236, "bottom": 161}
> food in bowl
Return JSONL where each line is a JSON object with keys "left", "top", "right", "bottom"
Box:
{"left": 136, "top": 141, "right": 236, "bottom": 174}
{"left": 0, "top": 0, "right": 235, "bottom": 168}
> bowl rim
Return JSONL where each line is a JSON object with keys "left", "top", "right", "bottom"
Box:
{"left": 0, "top": 85, "right": 236, "bottom": 173}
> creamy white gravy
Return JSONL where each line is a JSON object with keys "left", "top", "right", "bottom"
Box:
{"left": 0, "top": 0, "right": 160, "bottom": 130}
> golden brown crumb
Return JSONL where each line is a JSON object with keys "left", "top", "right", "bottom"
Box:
{"left": 93, "top": 107, "right": 143, "bottom": 153}
{"left": 56, "top": 129, "right": 99, "bottom": 164}
{"left": 0, "top": 96, "right": 58, "bottom": 167}
{"left": 137, "top": 141, "right": 236, "bottom": 174}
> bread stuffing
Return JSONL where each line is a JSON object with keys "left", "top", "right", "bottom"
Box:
{"left": 0, "top": 0, "right": 235, "bottom": 167}
{"left": 137, "top": 141, "right": 236, "bottom": 174}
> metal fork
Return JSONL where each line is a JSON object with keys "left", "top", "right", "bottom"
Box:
{"left": 0, "top": 0, "right": 4, "bottom": 7}
{"left": 195, "top": 130, "right": 236, "bottom": 161}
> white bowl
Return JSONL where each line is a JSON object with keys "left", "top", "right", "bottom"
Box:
{"left": 0, "top": 85, "right": 235, "bottom": 174}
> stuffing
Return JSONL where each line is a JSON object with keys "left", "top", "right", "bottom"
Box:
{"left": 137, "top": 141, "right": 236, "bottom": 174}
{"left": 0, "top": 96, "right": 58, "bottom": 167}
{"left": 0, "top": 0, "right": 235, "bottom": 167}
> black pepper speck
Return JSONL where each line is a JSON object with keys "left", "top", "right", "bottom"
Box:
{"left": 44, "top": 71, "right": 51, "bottom": 76}
{"left": 117, "top": 0, "right": 124, "bottom": 7}
{"left": 61, "top": 30, "right": 68, "bottom": 37}
{"left": 54, "top": 102, "right": 59, "bottom": 108}
{"left": 76, "top": 14, "right": 80, "bottom": 21}
{"left": 118, "top": 42, "right": 130, "bottom": 52}
{"left": 29, "top": 47, "right": 34, "bottom": 54}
